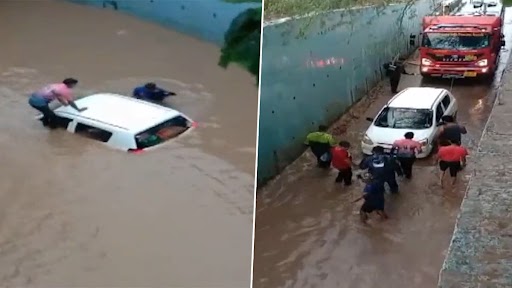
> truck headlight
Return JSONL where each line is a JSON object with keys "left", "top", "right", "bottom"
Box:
{"left": 419, "top": 138, "right": 428, "bottom": 147}
{"left": 362, "top": 134, "right": 373, "bottom": 145}
{"left": 476, "top": 59, "right": 488, "bottom": 67}
{"left": 421, "top": 58, "right": 433, "bottom": 66}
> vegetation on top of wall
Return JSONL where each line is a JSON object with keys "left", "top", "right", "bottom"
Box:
{"left": 265, "top": 0, "right": 412, "bottom": 20}
{"left": 218, "top": 0, "right": 262, "bottom": 82}
{"left": 265, "top": 0, "right": 448, "bottom": 40}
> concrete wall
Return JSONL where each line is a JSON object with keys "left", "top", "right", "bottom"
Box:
{"left": 257, "top": 0, "right": 442, "bottom": 185}
{"left": 68, "top": 0, "right": 260, "bottom": 45}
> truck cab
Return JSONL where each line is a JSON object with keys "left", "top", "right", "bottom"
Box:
{"left": 419, "top": 3, "right": 505, "bottom": 79}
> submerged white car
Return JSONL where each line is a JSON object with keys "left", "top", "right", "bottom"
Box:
{"left": 37, "top": 93, "right": 196, "bottom": 153}
{"left": 361, "top": 87, "right": 458, "bottom": 158}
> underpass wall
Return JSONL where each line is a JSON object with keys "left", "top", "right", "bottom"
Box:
{"left": 67, "top": 0, "right": 259, "bottom": 45}
{"left": 257, "top": 0, "right": 458, "bottom": 185}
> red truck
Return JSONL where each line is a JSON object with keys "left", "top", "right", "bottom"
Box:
{"left": 419, "top": 12, "right": 505, "bottom": 79}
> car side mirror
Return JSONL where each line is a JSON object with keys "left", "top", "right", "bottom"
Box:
{"left": 366, "top": 117, "right": 374, "bottom": 122}
{"left": 501, "top": 40, "right": 506, "bottom": 47}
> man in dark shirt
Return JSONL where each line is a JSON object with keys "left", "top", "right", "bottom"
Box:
{"left": 133, "top": 82, "right": 176, "bottom": 102}
{"left": 360, "top": 146, "right": 402, "bottom": 193}
{"left": 383, "top": 60, "right": 413, "bottom": 93}
{"left": 353, "top": 175, "right": 388, "bottom": 224}
{"left": 437, "top": 115, "right": 467, "bottom": 146}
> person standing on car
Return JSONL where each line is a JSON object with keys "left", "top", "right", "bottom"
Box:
{"left": 392, "top": 132, "right": 422, "bottom": 179}
{"left": 437, "top": 115, "right": 467, "bottom": 146}
{"left": 383, "top": 59, "right": 413, "bottom": 94}
{"left": 28, "top": 78, "right": 86, "bottom": 129}
{"left": 360, "top": 146, "right": 401, "bottom": 194}
{"left": 331, "top": 141, "right": 354, "bottom": 186}
{"left": 133, "top": 82, "right": 176, "bottom": 102}
{"left": 304, "top": 125, "right": 337, "bottom": 168}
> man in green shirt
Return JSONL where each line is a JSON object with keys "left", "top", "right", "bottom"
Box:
{"left": 304, "top": 125, "right": 337, "bottom": 168}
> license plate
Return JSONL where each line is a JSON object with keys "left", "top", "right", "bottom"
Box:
{"left": 463, "top": 71, "right": 477, "bottom": 77}
{"left": 442, "top": 74, "right": 464, "bottom": 79}
{"left": 384, "top": 148, "right": 391, "bottom": 153}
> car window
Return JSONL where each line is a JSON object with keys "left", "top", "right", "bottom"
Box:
{"left": 135, "top": 115, "right": 191, "bottom": 149}
{"left": 75, "top": 123, "right": 113, "bottom": 143}
{"left": 55, "top": 116, "right": 73, "bottom": 129}
{"left": 441, "top": 95, "right": 451, "bottom": 110}
{"left": 435, "top": 103, "right": 445, "bottom": 123}
{"left": 374, "top": 107, "right": 433, "bottom": 129}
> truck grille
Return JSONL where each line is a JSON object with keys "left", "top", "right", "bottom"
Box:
{"left": 426, "top": 53, "right": 483, "bottom": 63}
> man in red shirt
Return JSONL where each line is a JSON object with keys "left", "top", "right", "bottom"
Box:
{"left": 436, "top": 139, "right": 469, "bottom": 187}
{"left": 392, "top": 132, "right": 422, "bottom": 179}
{"left": 331, "top": 141, "right": 353, "bottom": 186}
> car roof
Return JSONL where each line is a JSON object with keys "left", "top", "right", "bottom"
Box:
{"left": 55, "top": 93, "right": 182, "bottom": 133}
{"left": 387, "top": 87, "right": 446, "bottom": 109}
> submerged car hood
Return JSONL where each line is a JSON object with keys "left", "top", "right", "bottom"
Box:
{"left": 365, "top": 125, "right": 432, "bottom": 145}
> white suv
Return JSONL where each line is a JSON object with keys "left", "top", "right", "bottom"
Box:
{"left": 361, "top": 87, "right": 458, "bottom": 158}
{"left": 38, "top": 93, "right": 196, "bottom": 153}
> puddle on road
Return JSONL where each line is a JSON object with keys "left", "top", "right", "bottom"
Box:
{"left": 0, "top": 1, "right": 256, "bottom": 287}
{"left": 254, "top": 8, "right": 512, "bottom": 288}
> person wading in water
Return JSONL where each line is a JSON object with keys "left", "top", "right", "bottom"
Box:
{"left": 436, "top": 115, "right": 467, "bottom": 145}
{"left": 392, "top": 132, "right": 422, "bottom": 179}
{"left": 28, "top": 78, "right": 86, "bottom": 129}
{"left": 360, "top": 146, "right": 402, "bottom": 194}
{"left": 304, "top": 125, "right": 337, "bottom": 168}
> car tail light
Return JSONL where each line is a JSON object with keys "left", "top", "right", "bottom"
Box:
{"left": 128, "top": 148, "right": 144, "bottom": 154}
{"left": 191, "top": 121, "right": 198, "bottom": 128}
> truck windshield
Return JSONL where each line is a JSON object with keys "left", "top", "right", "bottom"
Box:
{"left": 135, "top": 115, "right": 191, "bottom": 149}
{"left": 375, "top": 107, "right": 433, "bottom": 129}
{"left": 422, "top": 32, "right": 491, "bottom": 50}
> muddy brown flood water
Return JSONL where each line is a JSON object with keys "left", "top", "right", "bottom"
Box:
{"left": 0, "top": 1, "right": 257, "bottom": 287}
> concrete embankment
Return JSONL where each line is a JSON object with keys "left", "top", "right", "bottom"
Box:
{"left": 438, "top": 61, "right": 512, "bottom": 287}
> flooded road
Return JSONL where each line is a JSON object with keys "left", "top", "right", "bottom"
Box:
{"left": 253, "top": 9, "right": 512, "bottom": 288}
{"left": 0, "top": 1, "right": 256, "bottom": 287}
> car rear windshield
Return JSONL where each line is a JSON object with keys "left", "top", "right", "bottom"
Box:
{"left": 375, "top": 107, "right": 433, "bottom": 129}
{"left": 135, "top": 115, "right": 191, "bottom": 149}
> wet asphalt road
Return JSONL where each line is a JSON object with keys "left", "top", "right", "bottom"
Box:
{"left": 253, "top": 8, "right": 512, "bottom": 288}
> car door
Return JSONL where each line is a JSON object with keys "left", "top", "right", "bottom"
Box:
{"left": 440, "top": 93, "right": 453, "bottom": 115}
{"left": 432, "top": 101, "right": 446, "bottom": 141}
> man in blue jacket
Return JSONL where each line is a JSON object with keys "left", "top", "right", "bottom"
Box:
{"left": 132, "top": 82, "right": 176, "bottom": 102}
{"left": 359, "top": 146, "right": 402, "bottom": 194}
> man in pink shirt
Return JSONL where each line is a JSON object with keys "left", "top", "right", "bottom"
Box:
{"left": 28, "top": 78, "right": 86, "bottom": 128}
{"left": 392, "top": 132, "right": 422, "bottom": 179}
